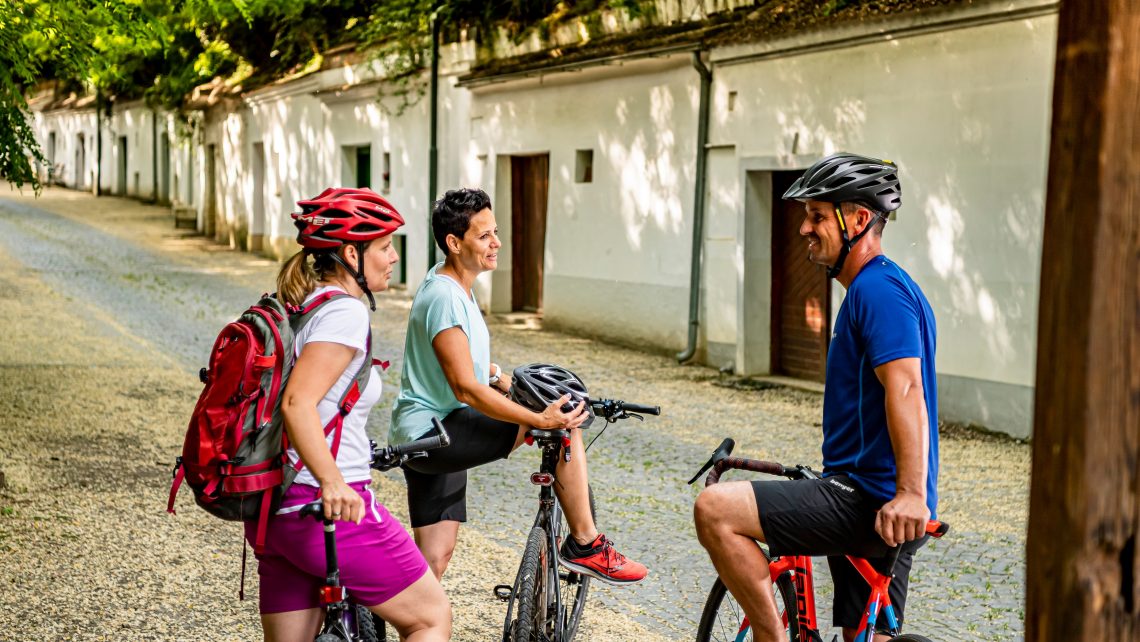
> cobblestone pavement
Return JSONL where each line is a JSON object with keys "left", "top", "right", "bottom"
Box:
{"left": 0, "top": 188, "right": 1029, "bottom": 640}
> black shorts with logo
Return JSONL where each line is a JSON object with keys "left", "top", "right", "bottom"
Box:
{"left": 752, "top": 474, "right": 929, "bottom": 631}
{"left": 401, "top": 406, "right": 518, "bottom": 528}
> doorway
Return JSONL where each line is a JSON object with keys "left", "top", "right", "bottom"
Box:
{"left": 75, "top": 134, "right": 86, "bottom": 190}
{"left": 204, "top": 144, "right": 216, "bottom": 238}
{"left": 770, "top": 171, "right": 830, "bottom": 383}
{"left": 117, "top": 136, "right": 128, "bottom": 195}
{"left": 160, "top": 133, "right": 171, "bottom": 204}
{"left": 510, "top": 154, "right": 549, "bottom": 313}
{"left": 251, "top": 142, "right": 266, "bottom": 252}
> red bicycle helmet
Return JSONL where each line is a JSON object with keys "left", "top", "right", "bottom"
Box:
{"left": 292, "top": 187, "right": 405, "bottom": 250}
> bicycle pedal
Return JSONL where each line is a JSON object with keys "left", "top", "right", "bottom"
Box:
{"left": 493, "top": 584, "right": 513, "bottom": 602}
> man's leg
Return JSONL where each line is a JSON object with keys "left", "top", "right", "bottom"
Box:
{"left": 694, "top": 481, "right": 787, "bottom": 642}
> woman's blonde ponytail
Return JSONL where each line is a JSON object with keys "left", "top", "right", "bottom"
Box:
{"left": 276, "top": 250, "right": 318, "bottom": 307}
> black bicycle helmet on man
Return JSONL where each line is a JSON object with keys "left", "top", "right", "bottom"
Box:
{"left": 782, "top": 152, "right": 901, "bottom": 278}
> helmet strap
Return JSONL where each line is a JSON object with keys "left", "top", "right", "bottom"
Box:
{"left": 826, "top": 205, "right": 880, "bottom": 279}
{"left": 329, "top": 244, "right": 377, "bottom": 311}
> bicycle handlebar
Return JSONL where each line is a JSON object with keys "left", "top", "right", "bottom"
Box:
{"left": 391, "top": 418, "right": 451, "bottom": 456}
{"left": 690, "top": 437, "right": 953, "bottom": 541}
{"left": 619, "top": 401, "right": 661, "bottom": 415}
{"left": 588, "top": 398, "right": 661, "bottom": 423}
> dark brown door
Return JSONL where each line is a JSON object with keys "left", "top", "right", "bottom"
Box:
{"left": 511, "top": 154, "right": 549, "bottom": 312}
{"left": 770, "top": 171, "right": 830, "bottom": 383}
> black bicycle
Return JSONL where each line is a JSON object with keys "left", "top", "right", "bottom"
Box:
{"left": 496, "top": 398, "right": 661, "bottom": 642}
{"left": 298, "top": 418, "right": 452, "bottom": 642}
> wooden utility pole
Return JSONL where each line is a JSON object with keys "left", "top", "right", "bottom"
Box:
{"left": 1026, "top": 0, "right": 1140, "bottom": 639}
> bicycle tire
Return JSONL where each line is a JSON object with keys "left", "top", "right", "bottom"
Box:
{"left": 695, "top": 572, "right": 799, "bottom": 642}
{"left": 554, "top": 484, "right": 596, "bottom": 642}
{"left": 888, "top": 636, "right": 934, "bottom": 641}
{"left": 511, "top": 526, "right": 549, "bottom": 642}
{"left": 355, "top": 605, "right": 384, "bottom": 642}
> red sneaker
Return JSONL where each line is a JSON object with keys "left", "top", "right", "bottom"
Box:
{"left": 559, "top": 534, "right": 648, "bottom": 585}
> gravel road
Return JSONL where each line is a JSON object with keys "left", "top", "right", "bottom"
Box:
{"left": 0, "top": 188, "right": 1030, "bottom": 640}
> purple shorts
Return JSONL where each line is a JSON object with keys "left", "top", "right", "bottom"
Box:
{"left": 244, "top": 481, "right": 430, "bottom": 614}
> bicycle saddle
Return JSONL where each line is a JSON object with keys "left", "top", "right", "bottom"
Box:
{"left": 526, "top": 428, "right": 571, "bottom": 445}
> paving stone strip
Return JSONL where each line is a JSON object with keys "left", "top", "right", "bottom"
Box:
{"left": 0, "top": 189, "right": 1029, "bottom": 640}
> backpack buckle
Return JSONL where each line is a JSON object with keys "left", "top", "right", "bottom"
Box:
{"left": 219, "top": 457, "right": 246, "bottom": 475}
{"left": 172, "top": 456, "right": 183, "bottom": 479}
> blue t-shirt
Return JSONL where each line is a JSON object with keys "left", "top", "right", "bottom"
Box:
{"left": 390, "top": 263, "right": 491, "bottom": 445}
{"left": 821, "top": 256, "right": 939, "bottom": 518}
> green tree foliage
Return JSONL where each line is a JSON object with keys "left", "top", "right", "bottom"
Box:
{"left": 6, "top": 0, "right": 653, "bottom": 190}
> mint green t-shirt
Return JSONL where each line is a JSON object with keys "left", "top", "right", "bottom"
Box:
{"left": 390, "top": 263, "right": 490, "bottom": 445}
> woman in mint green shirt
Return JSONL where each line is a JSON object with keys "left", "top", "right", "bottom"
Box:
{"left": 391, "top": 188, "right": 648, "bottom": 586}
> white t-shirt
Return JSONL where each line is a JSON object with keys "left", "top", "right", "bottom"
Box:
{"left": 287, "top": 286, "right": 381, "bottom": 487}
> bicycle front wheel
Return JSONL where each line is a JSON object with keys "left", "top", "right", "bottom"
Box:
{"left": 553, "top": 485, "right": 596, "bottom": 641}
{"left": 695, "top": 572, "right": 799, "bottom": 642}
{"left": 510, "top": 526, "right": 550, "bottom": 642}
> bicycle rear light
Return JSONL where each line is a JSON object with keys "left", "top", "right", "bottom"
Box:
{"left": 320, "top": 586, "right": 346, "bottom": 604}
{"left": 530, "top": 472, "right": 554, "bottom": 486}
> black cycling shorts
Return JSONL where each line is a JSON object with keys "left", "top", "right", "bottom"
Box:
{"left": 752, "top": 475, "right": 929, "bottom": 631}
{"left": 402, "top": 406, "right": 518, "bottom": 528}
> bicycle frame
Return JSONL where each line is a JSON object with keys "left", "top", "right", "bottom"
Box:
{"left": 500, "top": 436, "right": 570, "bottom": 641}
{"left": 764, "top": 553, "right": 902, "bottom": 641}
{"left": 692, "top": 439, "right": 948, "bottom": 642}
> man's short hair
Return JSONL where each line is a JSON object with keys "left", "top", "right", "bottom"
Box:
{"left": 840, "top": 201, "right": 887, "bottom": 236}
{"left": 432, "top": 188, "right": 492, "bottom": 253}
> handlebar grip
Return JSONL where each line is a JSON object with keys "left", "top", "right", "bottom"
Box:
{"left": 623, "top": 402, "right": 660, "bottom": 415}
{"left": 393, "top": 418, "right": 452, "bottom": 456}
{"left": 927, "top": 520, "right": 950, "bottom": 538}
{"left": 298, "top": 500, "right": 324, "bottom": 520}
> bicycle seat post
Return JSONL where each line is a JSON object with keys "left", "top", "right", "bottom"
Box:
{"left": 322, "top": 520, "right": 341, "bottom": 588}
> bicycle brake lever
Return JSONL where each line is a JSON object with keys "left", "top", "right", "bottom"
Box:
{"left": 627, "top": 412, "right": 644, "bottom": 422}
{"left": 687, "top": 437, "right": 736, "bottom": 485}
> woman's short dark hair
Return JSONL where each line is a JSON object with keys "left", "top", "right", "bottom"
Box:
{"left": 433, "top": 188, "right": 492, "bottom": 254}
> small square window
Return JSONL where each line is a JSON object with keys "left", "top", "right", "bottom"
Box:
{"left": 575, "top": 149, "right": 593, "bottom": 183}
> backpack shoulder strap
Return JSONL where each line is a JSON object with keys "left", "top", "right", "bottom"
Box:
{"left": 287, "top": 292, "right": 375, "bottom": 472}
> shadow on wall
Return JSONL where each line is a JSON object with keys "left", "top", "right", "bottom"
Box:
{"left": 731, "top": 18, "right": 1050, "bottom": 436}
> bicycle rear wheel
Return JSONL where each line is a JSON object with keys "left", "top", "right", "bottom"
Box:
{"left": 553, "top": 485, "right": 596, "bottom": 642}
{"left": 695, "top": 572, "right": 799, "bottom": 642}
{"left": 509, "top": 526, "right": 550, "bottom": 642}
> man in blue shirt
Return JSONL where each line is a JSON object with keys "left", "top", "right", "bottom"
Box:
{"left": 694, "top": 153, "right": 939, "bottom": 641}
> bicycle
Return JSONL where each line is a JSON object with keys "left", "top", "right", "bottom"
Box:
{"left": 297, "top": 418, "right": 452, "bottom": 642}
{"left": 495, "top": 397, "right": 661, "bottom": 642}
{"left": 688, "top": 438, "right": 949, "bottom": 642}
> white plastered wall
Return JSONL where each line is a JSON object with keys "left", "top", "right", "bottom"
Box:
{"left": 708, "top": 12, "right": 1058, "bottom": 436}
{"left": 465, "top": 57, "right": 701, "bottom": 349}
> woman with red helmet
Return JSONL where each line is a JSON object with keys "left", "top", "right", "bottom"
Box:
{"left": 253, "top": 187, "right": 450, "bottom": 642}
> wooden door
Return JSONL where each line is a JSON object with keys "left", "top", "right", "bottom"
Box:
{"left": 511, "top": 154, "right": 549, "bottom": 313}
{"left": 770, "top": 171, "right": 829, "bottom": 383}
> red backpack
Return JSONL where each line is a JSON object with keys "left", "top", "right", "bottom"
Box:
{"left": 167, "top": 291, "right": 374, "bottom": 555}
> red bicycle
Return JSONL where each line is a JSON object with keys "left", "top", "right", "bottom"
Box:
{"left": 689, "top": 438, "right": 948, "bottom": 642}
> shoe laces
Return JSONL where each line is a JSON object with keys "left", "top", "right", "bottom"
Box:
{"left": 595, "top": 535, "right": 626, "bottom": 571}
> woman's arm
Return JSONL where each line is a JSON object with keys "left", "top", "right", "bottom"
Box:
{"left": 433, "top": 327, "right": 586, "bottom": 429}
{"left": 279, "top": 341, "right": 366, "bottom": 523}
